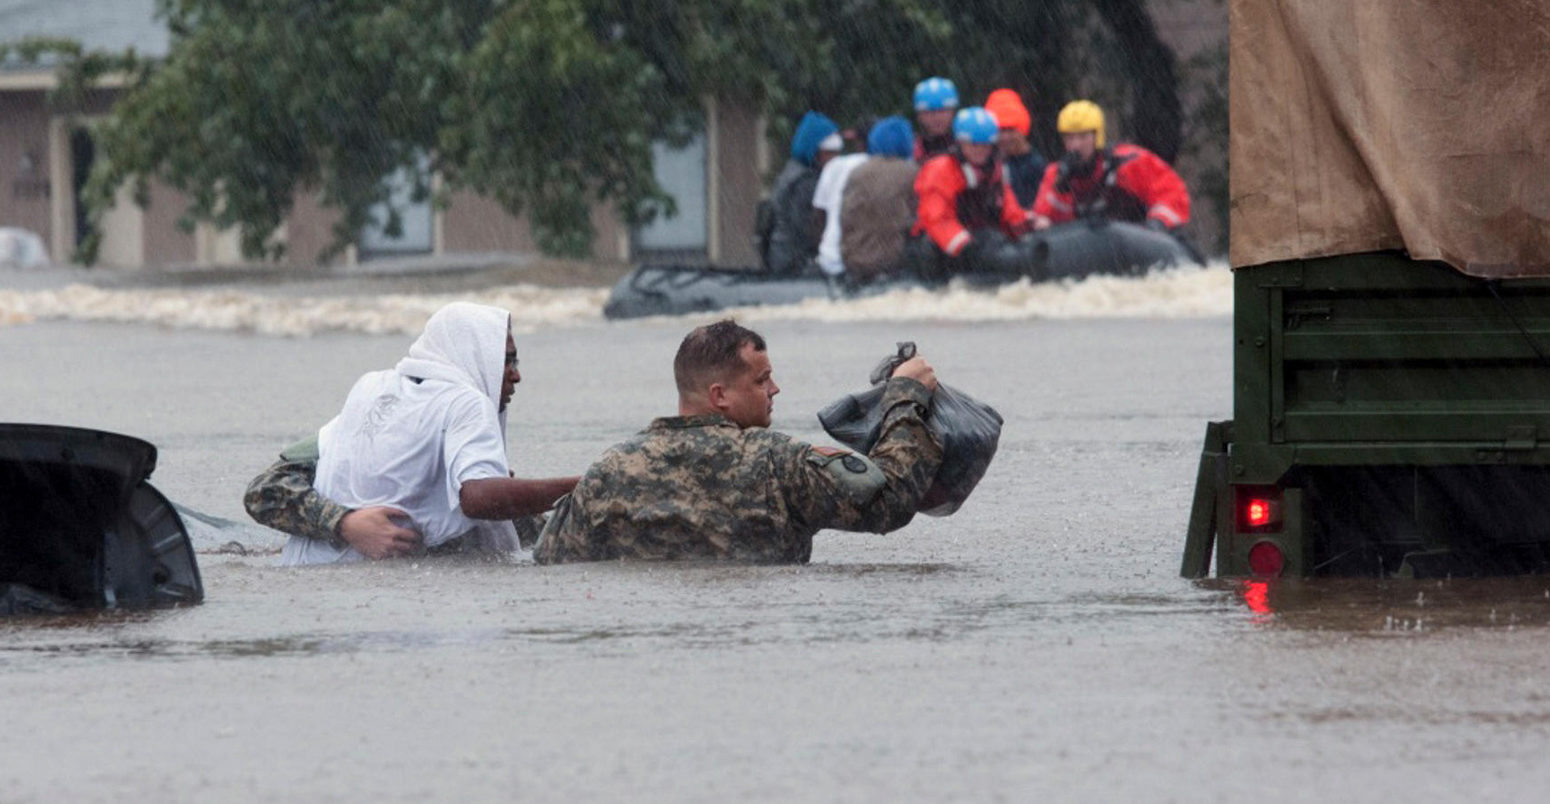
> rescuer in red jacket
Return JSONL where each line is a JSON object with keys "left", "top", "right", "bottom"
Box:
{"left": 909, "top": 106, "right": 1035, "bottom": 279}
{"left": 1031, "top": 100, "right": 1190, "bottom": 232}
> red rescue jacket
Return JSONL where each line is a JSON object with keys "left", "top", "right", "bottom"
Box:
{"left": 913, "top": 132, "right": 955, "bottom": 163}
{"left": 1032, "top": 143, "right": 1190, "bottom": 229}
{"left": 912, "top": 151, "right": 1031, "bottom": 256}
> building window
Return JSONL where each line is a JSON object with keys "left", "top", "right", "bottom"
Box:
{"left": 634, "top": 133, "right": 708, "bottom": 263}
{"left": 359, "top": 155, "right": 434, "bottom": 258}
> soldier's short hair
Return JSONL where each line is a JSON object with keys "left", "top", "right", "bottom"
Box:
{"left": 674, "top": 319, "right": 767, "bottom": 395}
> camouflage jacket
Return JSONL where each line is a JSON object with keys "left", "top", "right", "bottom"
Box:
{"left": 533, "top": 377, "right": 942, "bottom": 564}
{"left": 242, "top": 436, "right": 546, "bottom": 549}
{"left": 242, "top": 437, "right": 351, "bottom": 548}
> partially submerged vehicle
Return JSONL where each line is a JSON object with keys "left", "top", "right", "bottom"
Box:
{"left": 0, "top": 424, "right": 203, "bottom": 615}
{"left": 603, "top": 219, "right": 1201, "bottom": 320}
{"left": 1181, "top": 0, "right": 1550, "bottom": 579}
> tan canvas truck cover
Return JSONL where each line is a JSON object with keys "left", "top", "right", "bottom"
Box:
{"left": 1230, "top": 0, "right": 1550, "bottom": 277}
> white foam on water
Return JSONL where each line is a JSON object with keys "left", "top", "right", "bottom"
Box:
{"left": 672, "top": 262, "right": 1233, "bottom": 327}
{"left": 0, "top": 263, "right": 1231, "bottom": 336}
{"left": 0, "top": 283, "right": 611, "bottom": 337}
{"left": 772, "top": 263, "right": 1231, "bottom": 322}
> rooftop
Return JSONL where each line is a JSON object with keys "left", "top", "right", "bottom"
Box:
{"left": 0, "top": 0, "right": 168, "bottom": 70}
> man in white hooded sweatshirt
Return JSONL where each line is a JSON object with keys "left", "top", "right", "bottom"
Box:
{"left": 262, "top": 302, "right": 577, "bottom": 565}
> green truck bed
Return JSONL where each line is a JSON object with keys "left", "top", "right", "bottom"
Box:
{"left": 1183, "top": 252, "right": 1550, "bottom": 578}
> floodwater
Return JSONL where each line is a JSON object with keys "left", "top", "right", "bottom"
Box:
{"left": 4, "top": 266, "right": 1550, "bottom": 801}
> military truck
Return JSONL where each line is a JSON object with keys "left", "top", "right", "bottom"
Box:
{"left": 1181, "top": 0, "right": 1550, "bottom": 578}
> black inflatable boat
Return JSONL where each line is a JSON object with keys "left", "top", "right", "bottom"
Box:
{"left": 603, "top": 219, "right": 1203, "bottom": 320}
{"left": 0, "top": 424, "right": 203, "bottom": 615}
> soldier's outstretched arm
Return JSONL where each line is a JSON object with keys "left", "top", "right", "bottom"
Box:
{"left": 243, "top": 456, "right": 424, "bottom": 558}
{"left": 242, "top": 457, "right": 352, "bottom": 547}
{"left": 782, "top": 375, "right": 943, "bottom": 534}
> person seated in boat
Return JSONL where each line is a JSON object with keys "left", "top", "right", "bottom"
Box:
{"left": 759, "top": 111, "right": 844, "bottom": 276}
{"left": 912, "top": 76, "right": 959, "bottom": 162}
{"left": 1030, "top": 100, "right": 1190, "bottom": 233}
{"left": 243, "top": 302, "right": 578, "bottom": 564}
{"left": 908, "top": 106, "right": 1035, "bottom": 280}
{"left": 833, "top": 116, "right": 919, "bottom": 282}
{"left": 811, "top": 125, "right": 873, "bottom": 280}
{"left": 984, "top": 88, "right": 1046, "bottom": 208}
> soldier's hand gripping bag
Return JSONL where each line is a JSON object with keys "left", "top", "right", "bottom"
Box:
{"left": 817, "top": 342, "right": 1003, "bottom": 516}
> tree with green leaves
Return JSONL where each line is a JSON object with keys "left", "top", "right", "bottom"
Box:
{"left": 8, "top": 0, "right": 1213, "bottom": 264}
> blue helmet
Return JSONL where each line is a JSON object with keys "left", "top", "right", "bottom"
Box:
{"left": 866, "top": 116, "right": 914, "bottom": 158}
{"left": 913, "top": 77, "right": 960, "bottom": 112}
{"left": 953, "top": 107, "right": 999, "bottom": 145}
{"left": 789, "top": 110, "right": 840, "bottom": 166}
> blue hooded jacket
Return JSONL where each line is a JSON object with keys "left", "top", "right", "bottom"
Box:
{"left": 866, "top": 116, "right": 914, "bottom": 159}
{"left": 790, "top": 111, "right": 840, "bottom": 167}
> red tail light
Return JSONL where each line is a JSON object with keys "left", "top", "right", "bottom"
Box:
{"left": 1248, "top": 540, "right": 1286, "bottom": 577}
{"left": 1236, "top": 486, "right": 1283, "bottom": 532}
{"left": 1247, "top": 499, "right": 1272, "bottom": 527}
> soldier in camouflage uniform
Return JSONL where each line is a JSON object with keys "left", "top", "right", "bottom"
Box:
{"left": 533, "top": 320, "right": 943, "bottom": 564}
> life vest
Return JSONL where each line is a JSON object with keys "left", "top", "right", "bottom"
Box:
{"left": 1033, "top": 143, "right": 1190, "bottom": 229}
{"left": 912, "top": 148, "right": 1031, "bottom": 256}
{"left": 955, "top": 157, "right": 1007, "bottom": 231}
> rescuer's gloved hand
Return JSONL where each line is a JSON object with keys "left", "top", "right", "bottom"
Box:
{"left": 960, "top": 230, "right": 1011, "bottom": 270}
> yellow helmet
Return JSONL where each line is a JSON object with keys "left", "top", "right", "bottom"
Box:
{"left": 1056, "top": 100, "right": 1106, "bottom": 149}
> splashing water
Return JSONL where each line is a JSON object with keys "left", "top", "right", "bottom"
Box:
{"left": 0, "top": 283, "right": 611, "bottom": 337}
{"left": 734, "top": 264, "right": 1232, "bottom": 325}
{"left": 0, "top": 264, "right": 1230, "bottom": 337}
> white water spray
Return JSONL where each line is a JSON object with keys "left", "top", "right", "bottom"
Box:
{"left": 0, "top": 263, "right": 1230, "bottom": 336}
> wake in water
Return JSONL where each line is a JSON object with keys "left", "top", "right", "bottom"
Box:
{"left": 0, "top": 284, "right": 610, "bottom": 337}
{"left": 733, "top": 262, "right": 1232, "bottom": 324}
{"left": 0, "top": 263, "right": 1230, "bottom": 336}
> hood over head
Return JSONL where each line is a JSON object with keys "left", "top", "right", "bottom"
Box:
{"left": 985, "top": 89, "right": 1032, "bottom": 136}
{"left": 790, "top": 111, "right": 840, "bottom": 166}
{"left": 394, "top": 301, "right": 519, "bottom": 552}
{"left": 396, "top": 302, "right": 512, "bottom": 409}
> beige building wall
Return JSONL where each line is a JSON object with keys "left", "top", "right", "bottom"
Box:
{"left": 588, "top": 198, "right": 628, "bottom": 262}
{"left": 441, "top": 188, "right": 628, "bottom": 263}
{"left": 95, "top": 182, "right": 143, "bottom": 268}
{"left": 441, "top": 190, "right": 537, "bottom": 254}
{"left": 194, "top": 221, "right": 244, "bottom": 265}
{"left": 0, "top": 92, "right": 55, "bottom": 252}
{"left": 711, "top": 98, "right": 762, "bottom": 267}
{"left": 281, "top": 190, "right": 344, "bottom": 266}
{"left": 141, "top": 181, "right": 196, "bottom": 265}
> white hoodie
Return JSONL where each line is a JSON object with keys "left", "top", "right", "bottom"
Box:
{"left": 281, "top": 302, "right": 518, "bottom": 565}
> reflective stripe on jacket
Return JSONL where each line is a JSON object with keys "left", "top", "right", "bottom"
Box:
{"left": 912, "top": 153, "right": 1030, "bottom": 256}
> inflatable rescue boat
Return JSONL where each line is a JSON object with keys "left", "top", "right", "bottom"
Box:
{"left": 604, "top": 219, "right": 1202, "bottom": 320}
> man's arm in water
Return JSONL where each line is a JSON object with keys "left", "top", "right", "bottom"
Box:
{"left": 460, "top": 476, "right": 581, "bottom": 520}
{"left": 243, "top": 457, "right": 352, "bottom": 547}
{"left": 242, "top": 456, "right": 422, "bottom": 559}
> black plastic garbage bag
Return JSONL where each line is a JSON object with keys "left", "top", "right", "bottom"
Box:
{"left": 817, "top": 342, "right": 1003, "bottom": 516}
